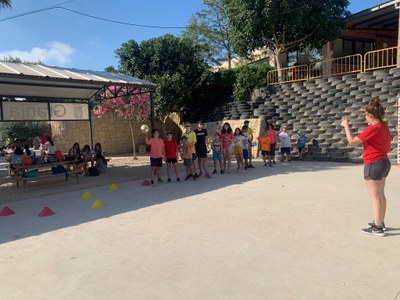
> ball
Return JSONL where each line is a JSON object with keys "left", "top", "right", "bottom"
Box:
{"left": 23, "top": 157, "right": 33, "bottom": 166}
{"left": 140, "top": 124, "right": 149, "bottom": 133}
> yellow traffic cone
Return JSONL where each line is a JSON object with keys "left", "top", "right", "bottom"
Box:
{"left": 81, "top": 191, "right": 93, "bottom": 200}
{"left": 109, "top": 183, "right": 119, "bottom": 191}
{"left": 91, "top": 199, "right": 104, "bottom": 209}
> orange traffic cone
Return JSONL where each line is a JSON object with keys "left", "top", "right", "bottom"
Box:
{"left": 142, "top": 179, "right": 151, "bottom": 186}
{"left": 38, "top": 207, "right": 55, "bottom": 217}
{"left": 0, "top": 206, "right": 15, "bottom": 216}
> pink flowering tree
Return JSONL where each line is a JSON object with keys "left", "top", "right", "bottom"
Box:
{"left": 94, "top": 86, "right": 151, "bottom": 159}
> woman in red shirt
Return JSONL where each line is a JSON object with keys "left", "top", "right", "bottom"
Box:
{"left": 341, "top": 97, "right": 391, "bottom": 237}
{"left": 221, "top": 122, "right": 234, "bottom": 174}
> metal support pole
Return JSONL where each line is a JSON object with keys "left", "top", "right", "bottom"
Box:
{"left": 150, "top": 91, "right": 155, "bottom": 131}
{"left": 88, "top": 101, "right": 94, "bottom": 149}
{"left": 397, "top": 2, "right": 400, "bottom": 67}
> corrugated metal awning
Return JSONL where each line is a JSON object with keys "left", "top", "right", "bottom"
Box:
{"left": 0, "top": 61, "right": 156, "bottom": 100}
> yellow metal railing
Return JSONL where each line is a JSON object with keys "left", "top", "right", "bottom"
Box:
{"left": 309, "top": 54, "right": 363, "bottom": 80}
{"left": 267, "top": 65, "right": 309, "bottom": 85}
{"left": 267, "top": 48, "right": 400, "bottom": 85}
{"left": 364, "top": 46, "right": 397, "bottom": 72}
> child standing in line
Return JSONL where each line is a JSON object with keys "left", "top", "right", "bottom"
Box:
{"left": 297, "top": 130, "right": 307, "bottom": 160}
{"left": 211, "top": 132, "right": 223, "bottom": 174}
{"left": 242, "top": 125, "right": 250, "bottom": 170}
{"left": 164, "top": 131, "right": 180, "bottom": 182}
{"left": 180, "top": 136, "right": 196, "bottom": 181}
{"left": 145, "top": 128, "right": 165, "bottom": 185}
{"left": 258, "top": 131, "right": 272, "bottom": 166}
{"left": 233, "top": 128, "right": 245, "bottom": 173}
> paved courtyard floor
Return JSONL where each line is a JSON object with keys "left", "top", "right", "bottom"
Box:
{"left": 0, "top": 157, "right": 399, "bottom": 300}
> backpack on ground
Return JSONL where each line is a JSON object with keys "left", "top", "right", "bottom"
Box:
{"left": 88, "top": 166, "right": 100, "bottom": 176}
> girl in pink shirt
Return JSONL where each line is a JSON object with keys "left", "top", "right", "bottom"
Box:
{"left": 145, "top": 129, "right": 165, "bottom": 185}
{"left": 221, "top": 122, "right": 234, "bottom": 173}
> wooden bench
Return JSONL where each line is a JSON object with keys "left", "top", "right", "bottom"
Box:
{"left": 11, "top": 160, "right": 81, "bottom": 191}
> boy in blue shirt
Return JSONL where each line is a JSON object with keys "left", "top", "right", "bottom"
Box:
{"left": 297, "top": 130, "right": 307, "bottom": 160}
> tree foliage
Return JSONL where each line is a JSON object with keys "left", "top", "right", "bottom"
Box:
{"left": 0, "top": 0, "right": 11, "bottom": 9}
{"left": 115, "top": 34, "right": 208, "bottom": 120}
{"left": 225, "top": 0, "right": 350, "bottom": 72}
{"left": 94, "top": 86, "right": 151, "bottom": 158}
{"left": 0, "top": 122, "right": 50, "bottom": 142}
{"left": 233, "top": 64, "right": 271, "bottom": 102}
{"left": 183, "top": 0, "right": 235, "bottom": 68}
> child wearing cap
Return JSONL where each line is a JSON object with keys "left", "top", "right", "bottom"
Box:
{"left": 182, "top": 123, "right": 198, "bottom": 177}
{"left": 164, "top": 131, "right": 180, "bottom": 182}
{"left": 179, "top": 136, "right": 196, "bottom": 181}
{"left": 297, "top": 131, "right": 307, "bottom": 160}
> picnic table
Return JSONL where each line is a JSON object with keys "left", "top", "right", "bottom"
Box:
{"left": 10, "top": 160, "right": 81, "bottom": 191}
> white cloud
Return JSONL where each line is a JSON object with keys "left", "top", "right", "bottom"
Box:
{"left": 0, "top": 42, "right": 77, "bottom": 65}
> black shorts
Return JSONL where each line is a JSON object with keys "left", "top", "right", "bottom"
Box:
{"left": 269, "top": 143, "right": 276, "bottom": 156}
{"left": 281, "top": 147, "right": 291, "bottom": 155}
{"left": 150, "top": 157, "right": 162, "bottom": 167}
{"left": 261, "top": 151, "right": 269, "bottom": 156}
{"left": 166, "top": 158, "right": 177, "bottom": 164}
{"left": 195, "top": 146, "right": 208, "bottom": 158}
{"left": 364, "top": 159, "right": 391, "bottom": 180}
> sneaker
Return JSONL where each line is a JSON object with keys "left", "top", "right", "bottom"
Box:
{"left": 193, "top": 175, "right": 197, "bottom": 181}
{"left": 194, "top": 173, "right": 199, "bottom": 178}
{"left": 221, "top": 170, "right": 224, "bottom": 174}
{"left": 176, "top": 177, "right": 181, "bottom": 182}
{"left": 269, "top": 163, "right": 272, "bottom": 167}
{"left": 158, "top": 178, "right": 164, "bottom": 183}
{"left": 248, "top": 164, "right": 255, "bottom": 168}
{"left": 150, "top": 180, "right": 154, "bottom": 185}
{"left": 212, "top": 170, "right": 217, "bottom": 174}
{"left": 362, "top": 225, "right": 385, "bottom": 237}
{"left": 184, "top": 175, "right": 191, "bottom": 181}
{"left": 368, "top": 221, "right": 386, "bottom": 231}
{"left": 167, "top": 178, "right": 171, "bottom": 183}
{"left": 264, "top": 163, "right": 267, "bottom": 166}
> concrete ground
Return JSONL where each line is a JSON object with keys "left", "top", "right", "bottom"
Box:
{"left": 0, "top": 156, "right": 399, "bottom": 300}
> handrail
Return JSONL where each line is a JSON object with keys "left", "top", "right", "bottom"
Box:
{"left": 267, "top": 47, "right": 400, "bottom": 85}
{"left": 364, "top": 46, "right": 397, "bottom": 72}
{"left": 309, "top": 54, "right": 363, "bottom": 80}
{"left": 267, "top": 64, "right": 309, "bottom": 85}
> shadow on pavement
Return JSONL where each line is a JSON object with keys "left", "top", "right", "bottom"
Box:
{"left": 0, "top": 155, "right": 368, "bottom": 244}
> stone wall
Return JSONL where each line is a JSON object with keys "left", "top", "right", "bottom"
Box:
{"left": 51, "top": 113, "right": 181, "bottom": 155}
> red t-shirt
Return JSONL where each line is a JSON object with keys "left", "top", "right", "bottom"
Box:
{"left": 164, "top": 140, "right": 178, "bottom": 159}
{"left": 221, "top": 132, "right": 234, "bottom": 148}
{"left": 357, "top": 122, "right": 391, "bottom": 164}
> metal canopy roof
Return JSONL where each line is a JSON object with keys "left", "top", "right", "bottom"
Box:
{"left": 0, "top": 61, "right": 156, "bottom": 100}
{"left": 347, "top": 0, "right": 399, "bottom": 30}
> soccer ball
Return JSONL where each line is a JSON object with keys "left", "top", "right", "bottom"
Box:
{"left": 140, "top": 124, "right": 149, "bottom": 133}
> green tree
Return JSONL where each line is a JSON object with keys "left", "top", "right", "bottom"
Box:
{"left": 0, "top": 0, "right": 11, "bottom": 9}
{"left": 115, "top": 34, "right": 208, "bottom": 124}
{"left": 233, "top": 64, "right": 271, "bottom": 102}
{"left": 184, "top": 0, "right": 235, "bottom": 68}
{"left": 0, "top": 122, "right": 50, "bottom": 142}
{"left": 225, "top": 0, "right": 350, "bottom": 75}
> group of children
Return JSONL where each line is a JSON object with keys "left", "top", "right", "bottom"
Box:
{"left": 144, "top": 121, "right": 308, "bottom": 185}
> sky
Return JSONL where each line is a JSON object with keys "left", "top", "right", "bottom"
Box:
{"left": 0, "top": 0, "right": 391, "bottom": 71}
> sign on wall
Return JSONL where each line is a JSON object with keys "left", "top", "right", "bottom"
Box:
{"left": 50, "top": 103, "right": 89, "bottom": 120}
{"left": 2, "top": 102, "right": 49, "bottom": 121}
{"left": 1, "top": 102, "right": 89, "bottom": 121}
